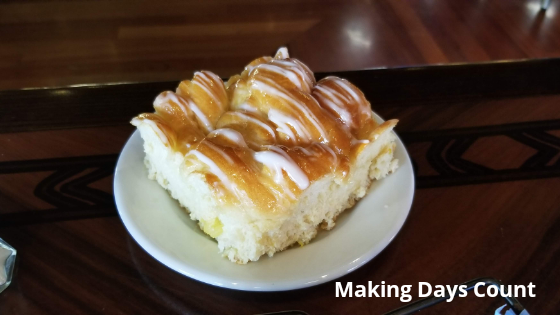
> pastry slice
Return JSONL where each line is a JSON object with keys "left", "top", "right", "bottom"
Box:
{"left": 131, "top": 48, "right": 398, "bottom": 263}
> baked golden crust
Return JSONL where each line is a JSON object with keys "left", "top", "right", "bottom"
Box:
{"left": 131, "top": 48, "right": 398, "bottom": 213}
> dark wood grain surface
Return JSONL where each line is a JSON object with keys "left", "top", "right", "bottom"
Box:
{"left": 2, "top": 0, "right": 560, "bottom": 91}
{"left": 1, "top": 60, "right": 560, "bottom": 314}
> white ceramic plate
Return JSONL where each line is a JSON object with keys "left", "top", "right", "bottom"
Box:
{"left": 114, "top": 117, "right": 414, "bottom": 291}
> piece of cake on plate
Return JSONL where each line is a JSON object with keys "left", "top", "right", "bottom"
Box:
{"left": 131, "top": 47, "right": 398, "bottom": 264}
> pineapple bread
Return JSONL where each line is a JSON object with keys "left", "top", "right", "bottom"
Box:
{"left": 131, "top": 47, "right": 398, "bottom": 264}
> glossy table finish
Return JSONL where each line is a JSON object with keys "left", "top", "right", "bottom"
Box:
{"left": 1, "top": 59, "right": 560, "bottom": 314}
{"left": 2, "top": 0, "right": 560, "bottom": 90}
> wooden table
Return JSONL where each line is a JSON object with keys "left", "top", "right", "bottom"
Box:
{"left": 0, "top": 59, "right": 559, "bottom": 314}
{"left": 4, "top": 0, "right": 560, "bottom": 91}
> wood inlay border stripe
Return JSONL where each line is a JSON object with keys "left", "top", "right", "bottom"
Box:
{"left": 1, "top": 119, "right": 559, "bottom": 227}
{"left": 1, "top": 58, "right": 560, "bottom": 134}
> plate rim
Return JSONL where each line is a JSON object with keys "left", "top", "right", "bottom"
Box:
{"left": 114, "top": 127, "right": 415, "bottom": 292}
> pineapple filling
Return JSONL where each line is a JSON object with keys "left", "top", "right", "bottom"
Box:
{"left": 200, "top": 217, "right": 223, "bottom": 238}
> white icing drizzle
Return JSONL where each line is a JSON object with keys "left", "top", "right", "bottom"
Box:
{"left": 332, "top": 78, "right": 360, "bottom": 101}
{"left": 254, "top": 146, "right": 309, "bottom": 190}
{"left": 230, "top": 111, "right": 276, "bottom": 139}
{"left": 271, "top": 59, "right": 314, "bottom": 91}
{"left": 275, "top": 47, "right": 289, "bottom": 59}
{"left": 351, "top": 138, "right": 370, "bottom": 145}
{"left": 252, "top": 77, "right": 328, "bottom": 141}
{"left": 321, "top": 81, "right": 351, "bottom": 102}
{"left": 252, "top": 59, "right": 314, "bottom": 93}
{"left": 173, "top": 91, "right": 214, "bottom": 132}
{"left": 318, "top": 143, "right": 338, "bottom": 165}
{"left": 154, "top": 91, "right": 192, "bottom": 118}
{"left": 332, "top": 78, "right": 372, "bottom": 117}
{"left": 193, "top": 71, "right": 222, "bottom": 106}
{"left": 313, "top": 85, "right": 353, "bottom": 126}
{"left": 204, "top": 141, "right": 234, "bottom": 164}
{"left": 256, "top": 64, "right": 304, "bottom": 90}
{"left": 187, "top": 149, "right": 239, "bottom": 197}
{"left": 136, "top": 118, "right": 169, "bottom": 145}
{"left": 245, "top": 56, "right": 272, "bottom": 73}
{"left": 208, "top": 128, "right": 248, "bottom": 148}
{"left": 292, "top": 59, "right": 314, "bottom": 82}
{"left": 199, "top": 70, "right": 222, "bottom": 85}
{"left": 268, "top": 108, "right": 312, "bottom": 142}
{"left": 237, "top": 102, "right": 259, "bottom": 113}
{"left": 134, "top": 47, "right": 384, "bottom": 207}
{"left": 297, "top": 146, "right": 313, "bottom": 155}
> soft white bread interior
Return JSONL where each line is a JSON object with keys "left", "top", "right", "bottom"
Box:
{"left": 134, "top": 119, "right": 397, "bottom": 263}
{"left": 131, "top": 47, "right": 399, "bottom": 263}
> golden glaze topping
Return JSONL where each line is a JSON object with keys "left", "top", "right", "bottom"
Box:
{"left": 132, "top": 48, "right": 392, "bottom": 213}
